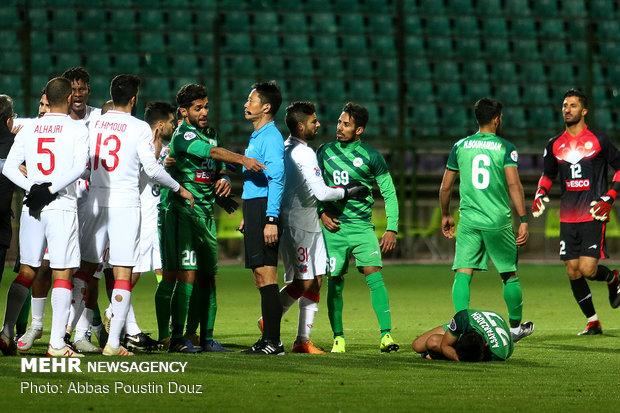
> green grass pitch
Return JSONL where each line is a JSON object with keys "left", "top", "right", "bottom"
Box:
{"left": 0, "top": 264, "right": 618, "bottom": 412}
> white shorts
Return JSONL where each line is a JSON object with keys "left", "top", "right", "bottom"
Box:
{"left": 80, "top": 202, "right": 140, "bottom": 267}
{"left": 134, "top": 215, "right": 161, "bottom": 273}
{"left": 19, "top": 209, "right": 80, "bottom": 269}
{"left": 280, "top": 226, "right": 327, "bottom": 283}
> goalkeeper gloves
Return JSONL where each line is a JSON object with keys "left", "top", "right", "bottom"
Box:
{"left": 215, "top": 194, "right": 239, "bottom": 214}
{"left": 590, "top": 191, "right": 616, "bottom": 221}
{"left": 343, "top": 182, "right": 370, "bottom": 201}
{"left": 532, "top": 187, "right": 549, "bottom": 218}
{"left": 24, "top": 182, "right": 57, "bottom": 212}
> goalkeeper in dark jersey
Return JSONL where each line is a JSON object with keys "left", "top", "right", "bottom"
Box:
{"left": 532, "top": 89, "right": 620, "bottom": 335}
{"left": 412, "top": 309, "right": 514, "bottom": 362}
{"left": 317, "top": 102, "right": 399, "bottom": 353}
{"left": 156, "top": 84, "right": 264, "bottom": 353}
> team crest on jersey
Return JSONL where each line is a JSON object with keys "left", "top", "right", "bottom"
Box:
{"left": 448, "top": 318, "right": 457, "bottom": 332}
{"left": 314, "top": 167, "right": 321, "bottom": 177}
{"left": 184, "top": 132, "right": 197, "bottom": 140}
{"left": 510, "top": 150, "right": 518, "bottom": 162}
{"left": 299, "top": 264, "right": 308, "bottom": 273}
{"left": 353, "top": 157, "right": 363, "bottom": 167}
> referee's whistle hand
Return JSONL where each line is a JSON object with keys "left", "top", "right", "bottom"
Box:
{"left": 264, "top": 224, "right": 278, "bottom": 245}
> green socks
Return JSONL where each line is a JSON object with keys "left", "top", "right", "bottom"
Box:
{"left": 202, "top": 285, "right": 217, "bottom": 341}
{"left": 452, "top": 272, "right": 472, "bottom": 312}
{"left": 170, "top": 282, "right": 193, "bottom": 339}
{"left": 185, "top": 285, "right": 200, "bottom": 336}
{"left": 503, "top": 277, "right": 523, "bottom": 328}
{"left": 365, "top": 272, "right": 392, "bottom": 333}
{"left": 327, "top": 277, "right": 344, "bottom": 337}
{"left": 187, "top": 284, "right": 218, "bottom": 341}
{"left": 155, "top": 280, "right": 174, "bottom": 340}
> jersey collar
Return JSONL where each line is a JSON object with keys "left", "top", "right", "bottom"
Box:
{"left": 288, "top": 136, "right": 307, "bottom": 146}
{"left": 336, "top": 138, "right": 361, "bottom": 150}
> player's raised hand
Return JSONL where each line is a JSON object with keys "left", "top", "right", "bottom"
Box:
{"left": 590, "top": 195, "right": 614, "bottom": 221}
{"left": 380, "top": 230, "right": 397, "bottom": 254}
{"left": 242, "top": 156, "right": 266, "bottom": 173}
{"left": 320, "top": 211, "right": 340, "bottom": 232}
{"left": 532, "top": 187, "right": 549, "bottom": 218}
{"left": 441, "top": 215, "right": 455, "bottom": 238}
{"left": 516, "top": 222, "right": 529, "bottom": 246}
{"left": 178, "top": 186, "right": 194, "bottom": 209}
{"left": 215, "top": 177, "right": 231, "bottom": 197}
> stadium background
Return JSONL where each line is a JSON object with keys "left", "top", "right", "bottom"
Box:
{"left": 2, "top": 0, "right": 620, "bottom": 261}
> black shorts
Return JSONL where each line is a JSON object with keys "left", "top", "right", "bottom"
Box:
{"left": 559, "top": 221, "right": 609, "bottom": 261}
{"left": 242, "top": 198, "right": 281, "bottom": 269}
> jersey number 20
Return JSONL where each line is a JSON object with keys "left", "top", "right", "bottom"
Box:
{"left": 94, "top": 133, "right": 121, "bottom": 172}
{"left": 472, "top": 154, "right": 490, "bottom": 190}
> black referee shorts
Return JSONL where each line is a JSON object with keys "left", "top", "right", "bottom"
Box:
{"left": 242, "top": 197, "right": 281, "bottom": 269}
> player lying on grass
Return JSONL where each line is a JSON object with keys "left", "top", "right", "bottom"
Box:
{"left": 411, "top": 309, "right": 516, "bottom": 362}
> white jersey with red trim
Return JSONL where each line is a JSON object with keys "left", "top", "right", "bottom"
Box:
{"left": 2, "top": 113, "right": 88, "bottom": 212}
{"left": 88, "top": 110, "right": 179, "bottom": 208}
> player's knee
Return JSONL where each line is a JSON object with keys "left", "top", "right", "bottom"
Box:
{"left": 500, "top": 272, "right": 517, "bottom": 283}
{"left": 579, "top": 264, "right": 597, "bottom": 279}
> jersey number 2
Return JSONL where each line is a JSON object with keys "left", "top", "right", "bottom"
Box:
{"left": 94, "top": 133, "right": 121, "bottom": 172}
{"left": 37, "top": 137, "right": 55, "bottom": 175}
{"left": 472, "top": 154, "right": 490, "bottom": 190}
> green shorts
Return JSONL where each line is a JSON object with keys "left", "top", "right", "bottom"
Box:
{"left": 452, "top": 223, "right": 517, "bottom": 273}
{"left": 322, "top": 220, "right": 382, "bottom": 276}
{"left": 159, "top": 207, "right": 218, "bottom": 274}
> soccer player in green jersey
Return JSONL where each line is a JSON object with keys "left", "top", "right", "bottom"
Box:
{"left": 317, "top": 102, "right": 399, "bottom": 353}
{"left": 157, "top": 84, "right": 264, "bottom": 353}
{"left": 412, "top": 309, "right": 514, "bottom": 361}
{"left": 439, "top": 98, "right": 534, "bottom": 343}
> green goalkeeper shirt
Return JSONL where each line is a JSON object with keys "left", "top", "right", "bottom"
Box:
{"left": 446, "top": 132, "right": 518, "bottom": 230}
{"left": 316, "top": 139, "right": 398, "bottom": 232}
{"left": 163, "top": 120, "right": 221, "bottom": 218}
{"left": 448, "top": 309, "right": 514, "bottom": 361}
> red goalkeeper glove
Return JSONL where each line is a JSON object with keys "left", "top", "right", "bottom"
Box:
{"left": 590, "top": 190, "right": 616, "bottom": 221}
{"left": 532, "top": 187, "right": 549, "bottom": 218}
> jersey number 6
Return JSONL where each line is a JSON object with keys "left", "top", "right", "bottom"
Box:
{"left": 94, "top": 133, "right": 121, "bottom": 172}
{"left": 472, "top": 154, "right": 490, "bottom": 190}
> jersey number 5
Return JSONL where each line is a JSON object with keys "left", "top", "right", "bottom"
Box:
{"left": 94, "top": 133, "right": 121, "bottom": 172}
{"left": 472, "top": 154, "right": 490, "bottom": 190}
{"left": 37, "top": 137, "right": 55, "bottom": 175}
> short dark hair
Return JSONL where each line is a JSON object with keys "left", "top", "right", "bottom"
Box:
{"left": 176, "top": 84, "right": 207, "bottom": 109}
{"left": 0, "top": 94, "right": 14, "bottom": 133}
{"left": 110, "top": 74, "right": 140, "bottom": 107}
{"left": 61, "top": 66, "right": 90, "bottom": 85}
{"left": 564, "top": 88, "right": 588, "bottom": 108}
{"left": 474, "top": 97, "right": 502, "bottom": 126}
{"left": 285, "top": 101, "right": 315, "bottom": 135}
{"left": 45, "top": 77, "right": 72, "bottom": 107}
{"left": 455, "top": 331, "right": 486, "bottom": 362}
{"left": 252, "top": 81, "right": 282, "bottom": 116}
{"left": 342, "top": 102, "right": 369, "bottom": 129}
{"left": 144, "top": 101, "right": 176, "bottom": 128}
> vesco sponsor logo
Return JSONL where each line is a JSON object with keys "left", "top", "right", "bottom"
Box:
{"left": 565, "top": 179, "right": 590, "bottom": 191}
{"left": 195, "top": 170, "right": 214, "bottom": 183}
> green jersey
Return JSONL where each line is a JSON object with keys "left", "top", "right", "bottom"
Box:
{"left": 448, "top": 309, "right": 514, "bottom": 361}
{"left": 316, "top": 140, "right": 398, "bottom": 232}
{"left": 164, "top": 120, "right": 220, "bottom": 218}
{"left": 446, "top": 132, "right": 518, "bottom": 230}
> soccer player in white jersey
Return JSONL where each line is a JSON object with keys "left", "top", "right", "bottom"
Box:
{"left": 271, "top": 102, "right": 369, "bottom": 353}
{"left": 118, "top": 101, "right": 176, "bottom": 352}
{"left": 1, "top": 77, "right": 89, "bottom": 357}
{"left": 61, "top": 67, "right": 101, "bottom": 127}
{"left": 76, "top": 74, "right": 193, "bottom": 356}
{"left": 12, "top": 89, "right": 51, "bottom": 133}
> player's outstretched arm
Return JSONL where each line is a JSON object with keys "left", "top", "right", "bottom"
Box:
{"left": 439, "top": 169, "right": 457, "bottom": 238}
{"left": 209, "top": 147, "right": 265, "bottom": 172}
{"left": 440, "top": 331, "right": 459, "bottom": 361}
{"left": 505, "top": 166, "right": 529, "bottom": 246}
